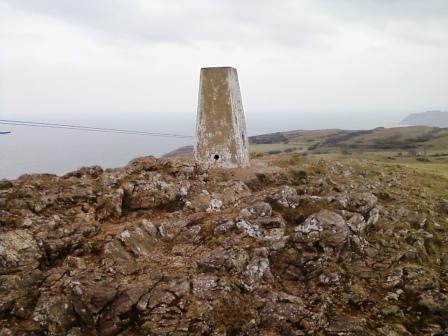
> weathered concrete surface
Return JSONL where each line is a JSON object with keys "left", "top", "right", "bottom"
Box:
{"left": 194, "top": 67, "right": 250, "bottom": 168}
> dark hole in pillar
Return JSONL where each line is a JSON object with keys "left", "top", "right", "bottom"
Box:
{"left": 214, "top": 154, "right": 220, "bottom": 161}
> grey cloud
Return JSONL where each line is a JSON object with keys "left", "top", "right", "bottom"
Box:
{"left": 317, "top": 0, "right": 448, "bottom": 21}
{"left": 315, "top": 0, "right": 448, "bottom": 44}
{"left": 0, "top": 0, "right": 336, "bottom": 47}
{"left": 2, "top": 0, "right": 447, "bottom": 48}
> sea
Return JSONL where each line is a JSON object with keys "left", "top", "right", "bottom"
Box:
{"left": 0, "top": 111, "right": 407, "bottom": 179}
{"left": 0, "top": 126, "right": 194, "bottom": 179}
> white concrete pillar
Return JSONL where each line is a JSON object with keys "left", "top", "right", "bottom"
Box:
{"left": 194, "top": 67, "right": 250, "bottom": 168}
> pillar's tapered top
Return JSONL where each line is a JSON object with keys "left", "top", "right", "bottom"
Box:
{"left": 201, "top": 66, "right": 235, "bottom": 70}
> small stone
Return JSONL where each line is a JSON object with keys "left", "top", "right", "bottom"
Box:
{"left": 240, "top": 202, "right": 272, "bottom": 219}
{"left": 381, "top": 305, "right": 400, "bottom": 316}
{"left": 207, "top": 199, "right": 223, "bottom": 212}
{"left": 180, "top": 186, "right": 189, "bottom": 196}
{"left": 236, "top": 219, "right": 262, "bottom": 238}
{"left": 214, "top": 220, "right": 235, "bottom": 235}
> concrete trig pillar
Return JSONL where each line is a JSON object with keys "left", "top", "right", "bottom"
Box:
{"left": 194, "top": 67, "right": 250, "bottom": 168}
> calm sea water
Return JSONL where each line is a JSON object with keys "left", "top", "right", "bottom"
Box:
{"left": 0, "top": 126, "right": 193, "bottom": 179}
{"left": 0, "top": 111, "right": 407, "bottom": 179}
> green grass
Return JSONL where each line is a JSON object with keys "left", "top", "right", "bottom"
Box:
{"left": 249, "top": 126, "right": 448, "bottom": 155}
{"left": 250, "top": 143, "right": 305, "bottom": 154}
{"left": 322, "top": 151, "right": 448, "bottom": 180}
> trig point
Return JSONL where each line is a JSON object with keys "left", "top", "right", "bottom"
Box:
{"left": 194, "top": 67, "right": 250, "bottom": 168}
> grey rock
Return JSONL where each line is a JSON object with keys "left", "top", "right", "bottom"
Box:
{"left": 337, "top": 192, "right": 378, "bottom": 215}
{"left": 214, "top": 219, "right": 235, "bottom": 235}
{"left": 239, "top": 202, "right": 272, "bottom": 219}
{"left": 346, "top": 213, "right": 367, "bottom": 234}
{"left": 269, "top": 185, "right": 299, "bottom": 208}
{"left": 198, "top": 247, "right": 249, "bottom": 272}
{"left": 128, "top": 173, "right": 181, "bottom": 210}
{"left": 0, "top": 229, "right": 41, "bottom": 272}
{"left": 31, "top": 293, "right": 76, "bottom": 333}
{"left": 95, "top": 188, "right": 124, "bottom": 220}
{"left": 159, "top": 219, "right": 188, "bottom": 240}
{"left": 295, "top": 210, "right": 349, "bottom": 247}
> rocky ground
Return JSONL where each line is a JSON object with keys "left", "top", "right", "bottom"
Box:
{"left": 1, "top": 154, "right": 447, "bottom": 335}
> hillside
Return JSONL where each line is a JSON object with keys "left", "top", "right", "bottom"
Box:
{"left": 290, "top": 126, "right": 448, "bottom": 154}
{"left": 1, "top": 154, "right": 447, "bottom": 335}
{"left": 401, "top": 111, "right": 448, "bottom": 127}
{"left": 164, "top": 126, "right": 448, "bottom": 158}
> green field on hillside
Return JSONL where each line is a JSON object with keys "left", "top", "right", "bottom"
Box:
{"left": 249, "top": 126, "right": 448, "bottom": 179}
{"left": 250, "top": 126, "right": 448, "bottom": 156}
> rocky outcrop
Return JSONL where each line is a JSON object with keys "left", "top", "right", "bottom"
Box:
{"left": 0, "top": 155, "right": 447, "bottom": 335}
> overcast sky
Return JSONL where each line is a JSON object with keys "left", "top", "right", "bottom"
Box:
{"left": 1, "top": 0, "right": 447, "bottom": 131}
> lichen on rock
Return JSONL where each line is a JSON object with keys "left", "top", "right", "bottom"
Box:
{"left": 0, "top": 154, "right": 447, "bottom": 335}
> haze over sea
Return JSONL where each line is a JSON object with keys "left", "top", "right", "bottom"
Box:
{"left": 1, "top": 110, "right": 408, "bottom": 179}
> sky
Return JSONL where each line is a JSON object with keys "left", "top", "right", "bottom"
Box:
{"left": 1, "top": 0, "right": 448, "bottom": 133}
